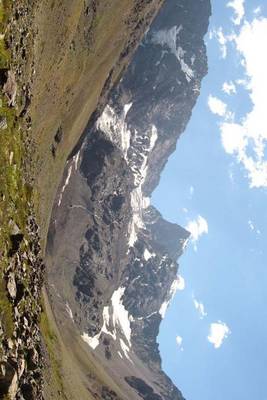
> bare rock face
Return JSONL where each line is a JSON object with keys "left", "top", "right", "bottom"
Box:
{"left": 46, "top": 0, "right": 211, "bottom": 399}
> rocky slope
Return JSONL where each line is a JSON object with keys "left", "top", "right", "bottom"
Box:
{"left": 46, "top": 0, "right": 211, "bottom": 399}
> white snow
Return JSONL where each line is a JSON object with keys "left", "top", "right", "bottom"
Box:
{"left": 150, "top": 124, "right": 158, "bottom": 150}
{"left": 74, "top": 150, "right": 81, "bottom": 170}
{"left": 143, "top": 248, "right": 155, "bottom": 261}
{"left": 65, "top": 303, "right": 74, "bottom": 321}
{"left": 124, "top": 103, "right": 132, "bottom": 116}
{"left": 58, "top": 147, "right": 83, "bottom": 206}
{"left": 152, "top": 25, "right": 195, "bottom": 82}
{"left": 128, "top": 125, "right": 158, "bottom": 247}
{"left": 96, "top": 104, "right": 131, "bottom": 160}
{"left": 180, "top": 236, "right": 190, "bottom": 251}
{"left": 101, "top": 306, "right": 116, "bottom": 339}
{"left": 159, "top": 275, "right": 185, "bottom": 318}
{"left": 58, "top": 163, "right": 73, "bottom": 206}
{"left": 82, "top": 332, "right": 100, "bottom": 350}
{"left": 159, "top": 301, "right": 169, "bottom": 319}
{"left": 152, "top": 25, "right": 183, "bottom": 55}
{"left": 81, "top": 286, "right": 133, "bottom": 361}
{"left": 177, "top": 47, "right": 195, "bottom": 82}
{"left": 111, "top": 287, "right": 131, "bottom": 345}
{"left": 120, "top": 339, "right": 133, "bottom": 362}
{"left": 128, "top": 186, "right": 149, "bottom": 247}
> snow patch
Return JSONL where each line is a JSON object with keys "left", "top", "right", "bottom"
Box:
{"left": 152, "top": 25, "right": 194, "bottom": 82}
{"left": 58, "top": 163, "right": 73, "bottom": 206}
{"left": 124, "top": 103, "right": 132, "bottom": 116}
{"left": 120, "top": 339, "right": 133, "bottom": 363}
{"left": 143, "top": 248, "right": 155, "bottom": 261}
{"left": 180, "top": 236, "right": 190, "bottom": 251}
{"left": 111, "top": 287, "right": 131, "bottom": 345}
{"left": 128, "top": 125, "right": 158, "bottom": 247}
{"left": 81, "top": 287, "right": 133, "bottom": 361}
{"left": 74, "top": 150, "right": 81, "bottom": 170}
{"left": 152, "top": 25, "right": 182, "bottom": 55}
{"left": 159, "top": 275, "right": 185, "bottom": 318}
{"left": 82, "top": 332, "right": 100, "bottom": 350}
{"left": 96, "top": 104, "right": 131, "bottom": 160}
{"left": 65, "top": 303, "right": 74, "bottom": 321}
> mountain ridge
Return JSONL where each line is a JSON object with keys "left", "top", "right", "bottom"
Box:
{"left": 45, "top": 0, "right": 211, "bottom": 399}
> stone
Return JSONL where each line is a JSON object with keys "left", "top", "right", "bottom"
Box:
{"left": 0, "top": 320, "right": 3, "bottom": 336}
{"left": 3, "top": 70, "right": 17, "bottom": 107}
{"left": 9, "top": 220, "right": 21, "bottom": 236}
{"left": 0, "top": 116, "right": 7, "bottom": 130}
{"left": 7, "top": 272, "right": 17, "bottom": 299}
{"left": 8, "top": 370, "right": 18, "bottom": 399}
{"left": 18, "top": 358, "right": 25, "bottom": 379}
{"left": 0, "top": 363, "right": 5, "bottom": 376}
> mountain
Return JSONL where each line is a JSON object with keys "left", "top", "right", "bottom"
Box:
{"left": 45, "top": 0, "right": 211, "bottom": 399}
{"left": 0, "top": 1, "right": 170, "bottom": 399}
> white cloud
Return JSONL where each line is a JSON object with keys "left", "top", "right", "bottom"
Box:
{"left": 208, "top": 322, "right": 231, "bottom": 349}
{"left": 193, "top": 297, "right": 207, "bottom": 319}
{"left": 253, "top": 6, "right": 261, "bottom": 15}
{"left": 186, "top": 216, "right": 208, "bottom": 251}
{"left": 222, "top": 81, "right": 237, "bottom": 95}
{"left": 227, "top": 0, "right": 245, "bottom": 25}
{"left": 218, "top": 17, "right": 267, "bottom": 188}
{"left": 208, "top": 95, "right": 234, "bottom": 121}
{"left": 248, "top": 219, "right": 255, "bottom": 230}
{"left": 208, "top": 95, "right": 228, "bottom": 117}
{"left": 248, "top": 219, "right": 261, "bottom": 234}
{"left": 210, "top": 27, "right": 228, "bottom": 58}
{"left": 235, "top": 78, "right": 250, "bottom": 89}
{"left": 220, "top": 122, "right": 247, "bottom": 154}
{"left": 176, "top": 335, "right": 184, "bottom": 351}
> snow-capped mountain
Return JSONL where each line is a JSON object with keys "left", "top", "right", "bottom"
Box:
{"left": 46, "top": 0, "right": 211, "bottom": 398}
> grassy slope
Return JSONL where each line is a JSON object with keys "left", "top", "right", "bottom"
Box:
{"left": 30, "top": 0, "right": 162, "bottom": 249}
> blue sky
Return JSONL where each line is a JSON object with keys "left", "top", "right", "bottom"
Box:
{"left": 153, "top": 1, "right": 267, "bottom": 399}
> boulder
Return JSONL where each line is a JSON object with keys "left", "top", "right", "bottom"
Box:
{"left": 3, "top": 70, "right": 17, "bottom": 107}
{"left": 7, "top": 272, "right": 17, "bottom": 299}
{"left": 0, "top": 116, "right": 7, "bottom": 130}
{"left": 8, "top": 370, "right": 18, "bottom": 399}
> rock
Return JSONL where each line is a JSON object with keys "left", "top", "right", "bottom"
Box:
{"left": 0, "top": 320, "right": 3, "bottom": 336}
{"left": 7, "top": 272, "right": 17, "bottom": 299}
{"left": 8, "top": 370, "right": 18, "bottom": 399}
{"left": 18, "top": 358, "right": 25, "bottom": 379}
{"left": 9, "top": 220, "right": 21, "bottom": 236}
{"left": 0, "top": 363, "right": 6, "bottom": 376}
{"left": 0, "top": 116, "right": 7, "bottom": 130}
{"left": 3, "top": 70, "right": 17, "bottom": 107}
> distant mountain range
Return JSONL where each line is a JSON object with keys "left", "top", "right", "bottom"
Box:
{"left": 46, "top": 0, "right": 211, "bottom": 398}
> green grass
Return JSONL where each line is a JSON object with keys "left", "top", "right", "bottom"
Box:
{"left": 0, "top": 0, "right": 33, "bottom": 339}
{"left": 40, "top": 307, "right": 68, "bottom": 399}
